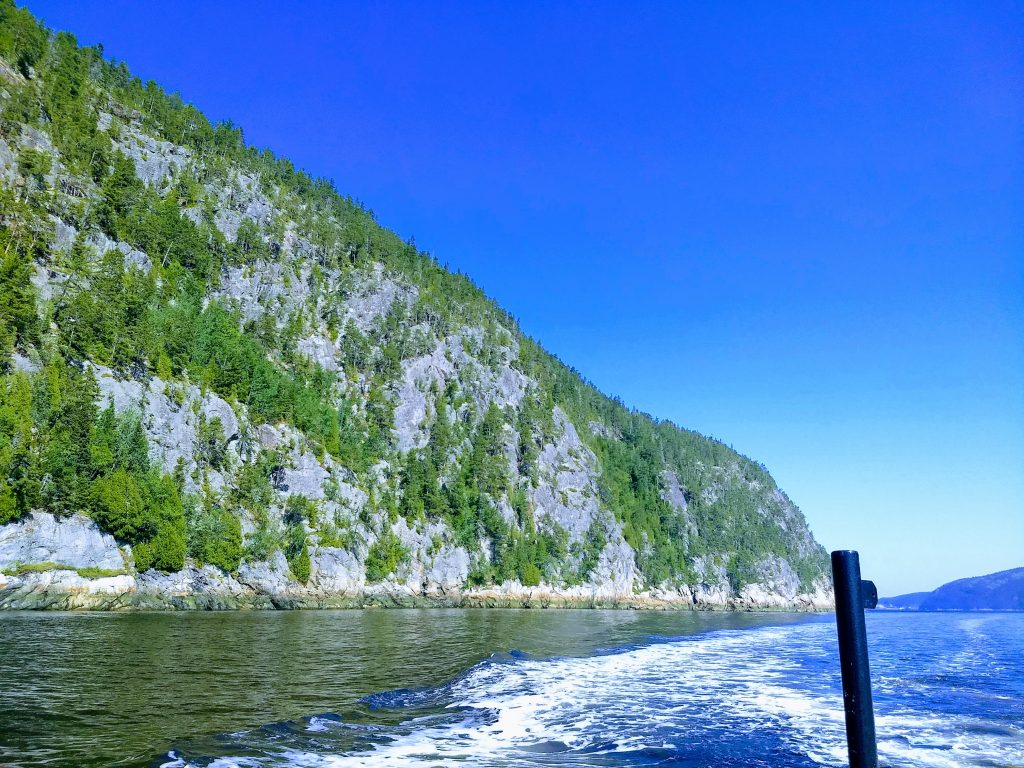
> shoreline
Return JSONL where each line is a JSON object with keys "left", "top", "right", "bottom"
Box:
{"left": 0, "top": 574, "right": 832, "bottom": 612}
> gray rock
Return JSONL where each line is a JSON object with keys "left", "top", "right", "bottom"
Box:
{"left": 202, "top": 395, "right": 239, "bottom": 442}
{"left": 114, "top": 124, "right": 191, "bottom": 188}
{"left": 84, "top": 231, "right": 152, "bottom": 272}
{"left": 217, "top": 260, "right": 311, "bottom": 326}
{"left": 213, "top": 208, "right": 244, "bottom": 242}
{"left": 529, "top": 408, "right": 604, "bottom": 543}
{"left": 209, "top": 170, "right": 274, "bottom": 241}
{"left": 11, "top": 351, "right": 39, "bottom": 373}
{"left": 117, "top": 241, "right": 151, "bottom": 272}
{"left": 282, "top": 451, "right": 330, "bottom": 500}
{"left": 660, "top": 469, "right": 689, "bottom": 512}
{"left": 341, "top": 266, "right": 416, "bottom": 333}
{"left": 92, "top": 365, "right": 244, "bottom": 494}
{"left": 0, "top": 512, "right": 124, "bottom": 572}
{"left": 393, "top": 341, "right": 457, "bottom": 452}
{"left": 424, "top": 545, "right": 470, "bottom": 593}
{"left": 0, "top": 136, "right": 17, "bottom": 186}
{"left": 588, "top": 420, "right": 619, "bottom": 440}
{"left": 297, "top": 333, "right": 339, "bottom": 371}
{"left": 237, "top": 551, "right": 293, "bottom": 594}
{"left": 50, "top": 216, "right": 77, "bottom": 252}
{"left": 311, "top": 547, "right": 363, "bottom": 593}
{"left": 257, "top": 423, "right": 284, "bottom": 450}
{"left": 137, "top": 564, "right": 247, "bottom": 597}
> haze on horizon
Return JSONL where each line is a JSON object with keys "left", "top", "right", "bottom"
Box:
{"left": 25, "top": 0, "right": 1024, "bottom": 595}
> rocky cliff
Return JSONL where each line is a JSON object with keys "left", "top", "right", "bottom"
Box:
{"left": 0, "top": 3, "right": 831, "bottom": 611}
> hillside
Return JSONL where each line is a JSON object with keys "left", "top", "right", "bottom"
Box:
{"left": 0, "top": 2, "right": 829, "bottom": 610}
{"left": 880, "top": 568, "right": 1024, "bottom": 612}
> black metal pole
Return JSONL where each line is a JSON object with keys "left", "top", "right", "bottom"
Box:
{"left": 831, "top": 550, "right": 878, "bottom": 768}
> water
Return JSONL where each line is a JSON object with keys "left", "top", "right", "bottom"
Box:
{"left": 0, "top": 611, "right": 1020, "bottom": 767}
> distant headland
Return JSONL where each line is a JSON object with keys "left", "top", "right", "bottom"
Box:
{"left": 879, "top": 566, "right": 1024, "bottom": 611}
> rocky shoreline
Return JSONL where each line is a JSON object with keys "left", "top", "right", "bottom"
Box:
{"left": 0, "top": 511, "right": 832, "bottom": 612}
{"left": 0, "top": 578, "right": 832, "bottom": 612}
{"left": 0, "top": 563, "right": 832, "bottom": 612}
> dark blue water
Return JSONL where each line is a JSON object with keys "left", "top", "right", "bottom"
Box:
{"left": 160, "top": 612, "right": 1024, "bottom": 768}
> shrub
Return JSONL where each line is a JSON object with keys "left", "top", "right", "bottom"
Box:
{"left": 284, "top": 516, "right": 311, "bottom": 583}
{"left": 365, "top": 529, "right": 409, "bottom": 583}
{"left": 91, "top": 468, "right": 147, "bottom": 541}
{"left": 289, "top": 542, "right": 310, "bottom": 584}
{"left": 74, "top": 566, "right": 126, "bottom": 579}
{"left": 244, "top": 514, "right": 284, "bottom": 563}
{"left": 185, "top": 496, "right": 243, "bottom": 573}
{"left": 92, "top": 469, "right": 186, "bottom": 572}
{"left": 0, "top": 479, "right": 21, "bottom": 525}
{"left": 2, "top": 561, "right": 60, "bottom": 576}
{"left": 519, "top": 561, "right": 542, "bottom": 587}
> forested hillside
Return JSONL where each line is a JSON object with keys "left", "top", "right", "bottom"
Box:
{"left": 881, "top": 568, "right": 1024, "bottom": 611}
{"left": 0, "top": 2, "right": 830, "bottom": 609}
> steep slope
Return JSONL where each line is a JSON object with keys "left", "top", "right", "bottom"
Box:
{"left": 880, "top": 568, "right": 1024, "bottom": 611}
{"left": 0, "top": 3, "right": 830, "bottom": 610}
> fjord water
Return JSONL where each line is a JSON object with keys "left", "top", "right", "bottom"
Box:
{"left": 0, "top": 612, "right": 1021, "bottom": 768}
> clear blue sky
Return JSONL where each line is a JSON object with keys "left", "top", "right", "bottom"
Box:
{"left": 25, "top": 1, "right": 1023, "bottom": 595}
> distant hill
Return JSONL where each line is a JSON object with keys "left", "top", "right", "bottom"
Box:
{"left": 880, "top": 567, "right": 1024, "bottom": 611}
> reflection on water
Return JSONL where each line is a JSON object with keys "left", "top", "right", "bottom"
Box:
{"left": 0, "top": 609, "right": 813, "bottom": 767}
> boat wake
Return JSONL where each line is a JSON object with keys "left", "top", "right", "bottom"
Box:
{"left": 161, "top": 618, "right": 1024, "bottom": 768}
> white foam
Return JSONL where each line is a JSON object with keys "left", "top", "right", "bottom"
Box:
{"left": 171, "top": 620, "right": 1024, "bottom": 768}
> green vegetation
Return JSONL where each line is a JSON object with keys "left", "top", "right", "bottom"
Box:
{"left": 0, "top": 208, "right": 42, "bottom": 368}
{"left": 1, "top": 561, "right": 60, "bottom": 576}
{"left": 0, "top": 0, "right": 827, "bottom": 595}
{"left": 365, "top": 529, "right": 409, "bottom": 583}
{"left": 0, "top": 360, "right": 185, "bottom": 572}
{"left": 73, "top": 566, "right": 126, "bottom": 579}
{"left": 1, "top": 561, "right": 125, "bottom": 578}
{"left": 184, "top": 494, "right": 243, "bottom": 573}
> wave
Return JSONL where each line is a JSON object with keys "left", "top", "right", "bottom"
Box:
{"left": 161, "top": 619, "right": 1024, "bottom": 768}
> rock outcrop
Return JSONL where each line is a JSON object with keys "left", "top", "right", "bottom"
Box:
{"left": 0, "top": 13, "right": 832, "bottom": 612}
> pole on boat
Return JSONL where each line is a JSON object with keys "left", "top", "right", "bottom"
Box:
{"left": 831, "top": 550, "right": 878, "bottom": 768}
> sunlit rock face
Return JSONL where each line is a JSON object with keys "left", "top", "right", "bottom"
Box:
{"left": 0, "top": 19, "right": 830, "bottom": 611}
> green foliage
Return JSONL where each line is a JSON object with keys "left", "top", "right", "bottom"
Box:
{"left": 17, "top": 147, "right": 50, "bottom": 185}
{"left": 1, "top": 561, "right": 59, "bottom": 576}
{"left": 57, "top": 249, "right": 154, "bottom": 368}
{"left": 316, "top": 515, "right": 360, "bottom": 551}
{"left": 0, "top": 561, "right": 124, "bottom": 578}
{"left": 289, "top": 540, "right": 310, "bottom": 583}
{"left": 91, "top": 468, "right": 147, "bottom": 540}
{"left": 0, "top": 0, "right": 48, "bottom": 77}
{"left": 365, "top": 529, "right": 408, "bottom": 583}
{"left": 195, "top": 415, "right": 228, "bottom": 470}
{"left": 231, "top": 219, "right": 270, "bottom": 264}
{"left": 570, "top": 520, "right": 608, "bottom": 584}
{"left": 231, "top": 454, "right": 277, "bottom": 513}
{"left": 93, "top": 469, "right": 185, "bottom": 572}
{"left": 73, "top": 566, "right": 126, "bottom": 579}
{"left": 0, "top": 357, "right": 185, "bottom": 571}
{"left": 0, "top": 371, "right": 35, "bottom": 522}
{"left": 184, "top": 494, "right": 242, "bottom": 573}
{"left": 244, "top": 514, "right": 284, "bottom": 563}
{"left": 0, "top": 225, "right": 41, "bottom": 363}
{"left": 0, "top": 3, "right": 828, "bottom": 594}
{"left": 283, "top": 518, "right": 311, "bottom": 583}
{"left": 284, "top": 494, "right": 319, "bottom": 527}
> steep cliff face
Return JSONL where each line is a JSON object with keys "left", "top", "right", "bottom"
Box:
{"left": 0, "top": 4, "right": 831, "bottom": 610}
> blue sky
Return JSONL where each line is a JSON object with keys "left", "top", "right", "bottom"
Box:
{"left": 25, "top": 1, "right": 1023, "bottom": 595}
